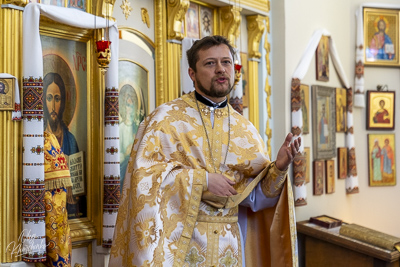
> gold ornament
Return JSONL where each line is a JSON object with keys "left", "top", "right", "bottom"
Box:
{"left": 120, "top": 0, "right": 133, "bottom": 20}
{"left": 141, "top": 8, "right": 150, "bottom": 28}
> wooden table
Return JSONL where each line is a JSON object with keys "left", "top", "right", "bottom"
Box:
{"left": 297, "top": 220, "right": 400, "bottom": 267}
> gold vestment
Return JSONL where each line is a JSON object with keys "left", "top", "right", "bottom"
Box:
{"left": 110, "top": 92, "right": 297, "bottom": 266}
{"left": 36, "top": 132, "right": 72, "bottom": 267}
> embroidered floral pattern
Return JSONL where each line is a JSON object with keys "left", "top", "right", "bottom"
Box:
{"left": 355, "top": 60, "right": 364, "bottom": 79}
{"left": 143, "top": 135, "right": 165, "bottom": 161}
{"left": 185, "top": 247, "right": 205, "bottom": 266}
{"left": 134, "top": 218, "right": 157, "bottom": 250}
{"left": 219, "top": 249, "right": 237, "bottom": 267}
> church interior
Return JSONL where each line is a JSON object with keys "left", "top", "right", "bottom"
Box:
{"left": 1, "top": 0, "right": 399, "bottom": 266}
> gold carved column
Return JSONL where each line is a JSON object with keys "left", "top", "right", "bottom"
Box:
{"left": 264, "top": 16, "right": 272, "bottom": 158}
{"left": 162, "top": 0, "right": 189, "bottom": 104}
{"left": 155, "top": 0, "right": 167, "bottom": 106}
{"left": 247, "top": 14, "right": 265, "bottom": 131}
{"left": 0, "top": 1, "right": 25, "bottom": 263}
{"left": 218, "top": 5, "right": 241, "bottom": 47}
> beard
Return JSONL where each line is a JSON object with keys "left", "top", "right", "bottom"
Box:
{"left": 196, "top": 76, "right": 234, "bottom": 100}
{"left": 47, "top": 111, "right": 60, "bottom": 132}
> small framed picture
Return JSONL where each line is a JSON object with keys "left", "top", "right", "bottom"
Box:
{"left": 367, "top": 90, "right": 395, "bottom": 130}
{"left": 368, "top": 134, "right": 396, "bottom": 186}
{"left": 0, "top": 78, "right": 14, "bottom": 110}
{"left": 304, "top": 147, "right": 311, "bottom": 183}
{"left": 313, "top": 160, "right": 325, "bottom": 195}
{"left": 300, "top": 84, "right": 310, "bottom": 134}
{"left": 185, "top": 2, "right": 200, "bottom": 39}
{"left": 336, "top": 87, "right": 347, "bottom": 132}
{"left": 316, "top": 36, "right": 329, "bottom": 81}
{"left": 364, "top": 8, "right": 399, "bottom": 66}
{"left": 199, "top": 5, "right": 214, "bottom": 38}
{"left": 337, "top": 147, "right": 348, "bottom": 179}
{"left": 325, "top": 160, "right": 335, "bottom": 194}
{"left": 312, "top": 85, "right": 336, "bottom": 159}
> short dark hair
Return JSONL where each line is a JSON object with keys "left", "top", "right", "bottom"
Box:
{"left": 186, "top": 35, "right": 236, "bottom": 72}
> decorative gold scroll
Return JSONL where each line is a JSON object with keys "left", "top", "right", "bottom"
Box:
{"left": 167, "top": 0, "right": 189, "bottom": 40}
{"left": 219, "top": 5, "right": 242, "bottom": 47}
{"left": 247, "top": 15, "right": 265, "bottom": 59}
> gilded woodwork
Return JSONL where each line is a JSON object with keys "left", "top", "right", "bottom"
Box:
{"left": 166, "top": 42, "right": 181, "bottom": 102}
{"left": 0, "top": 5, "right": 23, "bottom": 263}
{"left": 93, "top": 0, "right": 113, "bottom": 246}
{"left": 246, "top": 15, "right": 265, "bottom": 131}
{"left": 241, "top": 0, "right": 270, "bottom": 14}
{"left": 219, "top": 5, "right": 242, "bottom": 47}
{"left": 70, "top": 224, "right": 97, "bottom": 242}
{"left": 3, "top": 0, "right": 27, "bottom": 6}
{"left": 155, "top": 0, "right": 168, "bottom": 106}
{"left": 264, "top": 16, "right": 271, "bottom": 158}
{"left": 167, "top": 0, "right": 189, "bottom": 41}
{"left": 248, "top": 60, "right": 260, "bottom": 131}
{"left": 101, "top": 0, "right": 116, "bottom": 21}
{"left": 247, "top": 15, "right": 265, "bottom": 59}
{"left": 265, "top": 16, "right": 271, "bottom": 76}
{"left": 164, "top": 1, "right": 188, "bottom": 104}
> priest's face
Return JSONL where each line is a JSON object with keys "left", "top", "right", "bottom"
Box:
{"left": 189, "top": 44, "right": 234, "bottom": 103}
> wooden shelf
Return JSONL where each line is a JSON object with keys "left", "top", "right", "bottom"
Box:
{"left": 297, "top": 220, "right": 400, "bottom": 266}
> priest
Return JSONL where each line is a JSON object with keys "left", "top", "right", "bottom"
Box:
{"left": 110, "top": 35, "right": 300, "bottom": 266}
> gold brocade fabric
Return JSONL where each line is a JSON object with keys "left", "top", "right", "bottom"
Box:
{"left": 109, "top": 92, "right": 296, "bottom": 266}
{"left": 245, "top": 180, "right": 298, "bottom": 267}
{"left": 36, "top": 132, "right": 72, "bottom": 267}
{"left": 43, "top": 132, "right": 72, "bottom": 191}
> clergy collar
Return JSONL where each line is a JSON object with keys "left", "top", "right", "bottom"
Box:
{"left": 194, "top": 91, "right": 228, "bottom": 108}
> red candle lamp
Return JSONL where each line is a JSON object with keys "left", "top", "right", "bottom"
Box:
{"left": 234, "top": 60, "right": 242, "bottom": 86}
{"left": 96, "top": 39, "right": 112, "bottom": 73}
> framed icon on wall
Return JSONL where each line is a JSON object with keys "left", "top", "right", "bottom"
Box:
{"left": 367, "top": 90, "right": 395, "bottom": 130}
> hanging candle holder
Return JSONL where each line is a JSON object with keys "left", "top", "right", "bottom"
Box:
{"left": 94, "top": 3, "right": 111, "bottom": 74}
{"left": 96, "top": 38, "right": 111, "bottom": 74}
{"left": 234, "top": 60, "right": 242, "bottom": 86}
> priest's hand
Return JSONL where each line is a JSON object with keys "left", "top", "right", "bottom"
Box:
{"left": 208, "top": 173, "right": 237, "bottom": 196}
{"left": 275, "top": 133, "right": 301, "bottom": 171}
